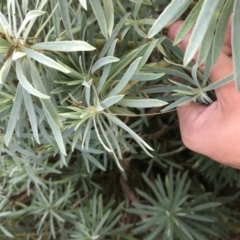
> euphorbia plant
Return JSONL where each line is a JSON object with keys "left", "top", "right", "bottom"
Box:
{"left": 0, "top": 0, "right": 239, "bottom": 239}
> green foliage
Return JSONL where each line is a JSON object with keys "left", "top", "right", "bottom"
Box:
{"left": 129, "top": 170, "right": 223, "bottom": 240}
{"left": 0, "top": 0, "right": 240, "bottom": 239}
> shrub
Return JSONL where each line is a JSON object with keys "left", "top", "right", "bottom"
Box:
{"left": 0, "top": 0, "right": 240, "bottom": 239}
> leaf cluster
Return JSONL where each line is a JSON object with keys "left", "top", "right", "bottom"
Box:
{"left": 0, "top": 0, "right": 240, "bottom": 239}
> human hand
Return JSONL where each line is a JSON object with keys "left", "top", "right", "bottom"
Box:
{"left": 167, "top": 19, "right": 240, "bottom": 169}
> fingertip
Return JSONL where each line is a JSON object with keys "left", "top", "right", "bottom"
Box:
{"left": 167, "top": 21, "right": 184, "bottom": 41}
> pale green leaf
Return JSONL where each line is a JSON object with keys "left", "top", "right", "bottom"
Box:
{"left": 16, "top": 10, "right": 45, "bottom": 39}
{"left": 32, "top": 41, "right": 95, "bottom": 52}
{"left": 0, "top": 211, "right": 12, "bottom": 217}
{"left": 93, "top": 116, "right": 112, "bottom": 152}
{"left": 29, "top": 59, "right": 63, "bottom": 128}
{"left": 0, "top": 56, "right": 12, "bottom": 83}
{"left": 99, "top": 13, "right": 130, "bottom": 58}
{"left": 161, "top": 96, "right": 191, "bottom": 112}
{"left": 84, "top": 152, "right": 106, "bottom": 171}
{"left": 232, "top": 0, "right": 240, "bottom": 91}
{"left": 50, "top": 0, "right": 60, "bottom": 37}
{"left": 101, "top": 95, "right": 124, "bottom": 109}
{"left": 12, "top": 51, "right": 27, "bottom": 60}
{"left": 5, "top": 85, "right": 23, "bottom": 146}
{"left": 174, "top": 0, "right": 204, "bottom": 45}
{"left": 0, "top": 12, "right": 12, "bottom": 34}
{"left": 191, "top": 202, "right": 222, "bottom": 212}
{"left": 212, "top": 0, "right": 233, "bottom": 64}
{"left": 118, "top": 98, "right": 167, "bottom": 108}
{"left": 89, "top": 0, "right": 108, "bottom": 39}
{"left": 79, "top": 0, "right": 87, "bottom": 10}
{"left": 44, "top": 108, "right": 66, "bottom": 156}
{"left": 0, "top": 224, "right": 14, "bottom": 238}
{"left": 23, "top": 88, "right": 40, "bottom": 144}
{"left": 197, "top": 0, "right": 225, "bottom": 66}
{"left": 16, "top": 60, "right": 50, "bottom": 99}
{"left": 107, "top": 57, "right": 142, "bottom": 97}
{"left": 22, "top": 47, "right": 70, "bottom": 73}
{"left": 21, "top": 0, "right": 28, "bottom": 14}
{"left": 97, "top": 39, "right": 118, "bottom": 93}
{"left": 91, "top": 56, "right": 119, "bottom": 74}
{"left": 22, "top": 0, "right": 48, "bottom": 40}
{"left": 103, "top": 0, "right": 114, "bottom": 36}
{"left": 148, "top": 0, "right": 192, "bottom": 38}
{"left": 184, "top": 0, "right": 220, "bottom": 65}
{"left": 139, "top": 38, "right": 162, "bottom": 68}
{"left": 203, "top": 74, "right": 234, "bottom": 91}
{"left": 58, "top": 0, "right": 73, "bottom": 39}
{"left": 106, "top": 113, "right": 154, "bottom": 156}
{"left": 131, "top": 72, "right": 164, "bottom": 81}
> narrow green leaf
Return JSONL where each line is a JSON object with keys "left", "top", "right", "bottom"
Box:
{"left": 58, "top": 0, "right": 73, "bottom": 39}
{"left": 131, "top": 72, "right": 165, "bottom": 81}
{"left": 0, "top": 11, "right": 11, "bottom": 32}
{"left": 203, "top": 74, "right": 234, "bottom": 91}
{"left": 89, "top": 0, "right": 108, "bottom": 39}
{"left": 212, "top": 0, "right": 233, "bottom": 64}
{"left": 101, "top": 116, "right": 122, "bottom": 159}
{"left": 148, "top": 0, "right": 192, "bottom": 38}
{"left": 83, "top": 152, "right": 106, "bottom": 171}
{"left": 144, "top": 67, "right": 195, "bottom": 84}
{"left": 101, "top": 95, "right": 124, "bottom": 109}
{"left": 0, "top": 224, "right": 14, "bottom": 238}
{"left": 106, "top": 114, "right": 153, "bottom": 157}
{"left": 99, "top": 13, "right": 131, "bottom": 58}
{"left": 232, "top": 0, "right": 240, "bottom": 91}
{"left": 93, "top": 115, "right": 112, "bottom": 152}
{"left": 91, "top": 56, "right": 119, "bottom": 74}
{"left": 107, "top": 57, "right": 142, "bottom": 97}
{"left": 94, "top": 210, "right": 111, "bottom": 234}
{"left": 29, "top": 60, "right": 62, "bottom": 128}
{"left": 23, "top": 88, "right": 40, "bottom": 144}
{"left": 97, "top": 39, "right": 118, "bottom": 93}
{"left": 22, "top": 0, "right": 48, "bottom": 40}
{"left": 79, "top": 0, "right": 87, "bottom": 10}
{"left": 5, "top": 85, "right": 23, "bottom": 146}
{"left": 181, "top": 214, "right": 214, "bottom": 222}
{"left": 161, "top": 96, "right": 191, "bottom": 112}
{"left": 0, "top": 211, "right": 12, "bottom": 217}
{"left": 22, "top": 47, "right": 70, "bottom": 73}
{"left": 184, "top": 0, "right": 220, "bottom": 65}
{"left": 32, "top": 41, "right": 95, "bottom": 52}
{"left": 191, "top": 202, "right": 222, "bottom": 212}
{"left": 139, "top": 39, "right": 162, "bottom": 68}
{"left": 134, "top": 24, "right": 148, "bottom": 38}
{"left": 82, "top": 118, "right": 92, "bottom": 150}
{"left": 12, "top": 51, "right": 27, "bottom": 60}
{"left": 16, "top": 10, "right": 45, "bottom": 39}
{"left": 197, "top": 0, "right": 225, "bottom": 66}
{"left": 174, "top": 0, "right": 204, "bottom": 45}
{"left": 108, "top": 49, "right": 139, "bottom": 81}
{"left": 118, "top": 98, "right": 167, "bottom": 108}
{"left": 103, "top": 0, "right": 114, "bottom": 36}
{"left": 50, "top": 0, "right": 60, "bottom": 37}
{"left": 0, "top": 56, "right": 12, "bottom": 83}
{"left": 44, "top": 109, "right": 66, "bottom": 156}
{"left": 16, "top": 61, "right": 50, "bottom": 99}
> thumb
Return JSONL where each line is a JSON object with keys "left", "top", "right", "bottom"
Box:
{"left": 177, "top": 102, "right": 207, "bottom": 127}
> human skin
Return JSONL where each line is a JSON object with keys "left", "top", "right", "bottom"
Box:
{"left": 167, "top": 19, "right": 240, "bottom": 169}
